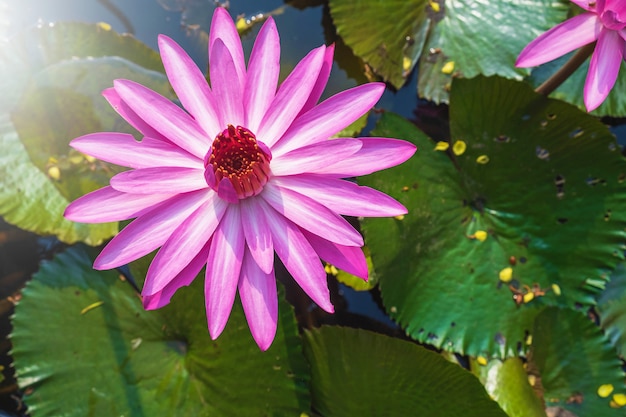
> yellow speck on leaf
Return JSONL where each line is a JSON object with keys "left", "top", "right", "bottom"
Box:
{"left": 403, "top": 56, "right": 412, "bottom": 71}
{"left": 525, "top": 334, "right": 532, "bottom": 345}
{"left": 499, "top": 267, "right": 513, "bottom": 283}
{"left": 434, "top": 141, "right": 449, "bottom": 151}
{"left": 474, "top": 230, "right": 487, "bottom": 241}
{"left": 528, "top": 375, "right": 537, "bottom": 387}
{"left": 551, "top": 283, "right": 561, "bottom": 296}
{"left": 83, "top": 153, "right": 96, "bottom": 163}
{"left": 613, "top": 393, "right": 626, "bottom": 406}
{"left": 476, "top": 155, "right": 489, "bottom": 164}
{"left": 598, "top": 384, "right": 614, "bottom": 398}
{"left": 441, "top": 61, "right": 455, "bottom": 74}
{"left": 48, "top": 166, "right": 61, "bottom": 180}
{"left": 235, "top": 17, "right": 248, "bottom": 32}
{"left": 452, "top": 140, "right": 466, "bottom": 155}
{"left": 429, "top": 0, "right": 440, "bottom": 12}
{"left": 394, "top": 215, "right": 405, "bottom": 221}
{"left": 97, "top": 22, "right": 112, "bottom": 31}
{"left": 476, "top": 356, "right": 487, "bottom": 366}
{"left": 80, "top": 301, "right": 104, "bottom": 315}
{"left": 523, "top": 292, "right": 534, "bottom": 303}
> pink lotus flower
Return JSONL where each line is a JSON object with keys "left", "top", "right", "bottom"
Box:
{"left": 516, "top": 0, "right": 626, "bottom": 111}
{"left": 64, "top": 8, "right": 415, "bottom": 350}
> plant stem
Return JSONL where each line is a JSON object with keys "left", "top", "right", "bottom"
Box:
{"left": 535, "top": 43, "right": 595, "bottom": 96}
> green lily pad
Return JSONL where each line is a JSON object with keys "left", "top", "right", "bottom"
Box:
{"left": 529, "top": 53, "right": 626, "bottom": 117}
{"left": 360, "top": 76, "right": 626, "bottom": 357}
{"left": 11, "top": 246, "right": 310, "bottom": 416}
{"left": 0, "top": 22, "right": 171, "bottom": 244}
{"left": 303, "top": 326, "right": 508, "bottom": 417}
{"left": 530, "top": 307, "right": 626, "bottom": 416}
{"left": 473, "top": 357, "right": 547, "bottom": 417}
{"left": 328, "top": 0, "right": 430, "bottom": 89}
{"left": 597, "top": 263, "right": 626, "bottom": 357}
{"left": 328, "top": 0, "right": 568, "bottom": 97}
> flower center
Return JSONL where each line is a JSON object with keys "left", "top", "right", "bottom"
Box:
{"left": 204, "top": 125, "right": 271, "bottom": 202}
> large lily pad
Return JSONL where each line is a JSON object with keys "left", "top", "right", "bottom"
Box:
{"left": 0, "top": 22, "right": 171, "bottom": 244}
{"left": 530, "top": 307, "right": 626, "bottom": 416}
{"left": 11, "top": 246, "right": 310, "bottom": 416}
{"left": 329, "top": 0, "right": 568, "bottom": 97}
{"left": 529, "top": 53, "right": 626, "bottom": 117}
{"left": 329, "top": 0, "right": 430, "bottom": 89}
{"left": 303, "top": 326, "right": 508, "bottom": 417}
{"left": 360, "top": 76, "right": 626, "bottom": 357}
{"left": 597, "top": 263, "right": 626, "bottom": 357}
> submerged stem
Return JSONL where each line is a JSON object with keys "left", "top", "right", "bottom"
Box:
{"left": 535, "top": 43, "right": 595, "bottom": 97}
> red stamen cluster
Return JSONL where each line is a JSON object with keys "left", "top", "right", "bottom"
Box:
{"left": 205, "top": 125, "right": 271, "bottom": 199}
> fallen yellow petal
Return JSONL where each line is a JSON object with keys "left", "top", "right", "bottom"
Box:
{"left": 80, "top": 301, "right": 104, "bottom": 315}
{"left": 614, "top": 393, "right": 626, "bottom": 406}
{"left": 551, "top": 283, "right": 561, "bottom": 296}
{"left": 499, "top": 267, "right": 513, "bottom": 283}
{"left": 523, "top": 292, "right": 534, "bottom": 303}
{"left": 429, "top": 0, "right": 440, "bottom": 12}
{"left": 47, "top": 166, "right": 61, "bottom": 180}
{"left": 598, "top": 384, "right": 614, "bottom": 398}
{"left": 97, "top": 22, "right": 112, "bottom": 31}
{"left": 476, "top": 155, "right": 489, "bottom": 164}
{"left": 441, "top": 61, "right": 455, "bottom": 74}
{"left": 476, "top": 356, "right": 487, "bottom": 366}
{"left": 474, "top": 230, "right": 487, "bottom": 241}
{"left": 452, "top": 140, "right": 466, "bottom": 155}
{"left": 434, "top": 141, "right": 449, "bottom": 151}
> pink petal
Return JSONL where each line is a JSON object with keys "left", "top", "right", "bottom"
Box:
{"left": 320, "top": 138, "right": 417, "bottom": 177}
{"left": 240, "top": 198, "right": 274, "bottom": 274}
{"left": 256, "top": 46, "right": 326, "bottom": 147}
{"left": 302, "top": 229, "right": 368, "bottom": 280}
{"left": 238, "top": 249, "right": 278, "bottom": 351}
{"left": 94, "top": 189, "right": 209, "bottom": 269}
{"left": 205, "top": 204, "right": 245, "bottom": 339}
{"left": 271, "top": 175, "right": 407, "bottom": 217}
{"left": 102, "top": 88, "right": 170, "bottom": 143}
{"left": 209, "top": 7, "right": 246, "bottom": 90}
{"left": 142, "top": 239, "right": 211, "bottom": 310}
{"left": 516, "top": 13, "right": 602, "bottom": 67}
{"left": 272, "top": 82, "right": 385, "bottom": 157}
{"left": 270, "top": 138, "right": 362, "bottom": 176}
{"left": 258, "top": 199, "right": 333, "bottom": 312}
{"left": 243, "top": 17, "right": 280, "bottom": 133}
{"left": 210, "top": 39, "right": 245, "bottom": 127}
{"left": 299, "top": 44, "right": 335, "bottom": 116}
{"left": 110, "top": 167, "right": 207, "bottom": 194}
{"left": 585, "top": 29, "right": 624, "bottom": 111}
{"left": 64, "top": 186, "right": 173, "bottom": 223}
{"left": 143, "top": 194, "right": 228, "bottom": 296}
{"left": 114, "top": 79, "right": 210, "bottom": 159}
{"left": 70, "top": 133, "right": 201, "bottom": 169}
{"left": 158, "top": 35, "right": 221, "bottom": 139}
{"left": 261, "top": 182, "right": 363, "bottom": 247}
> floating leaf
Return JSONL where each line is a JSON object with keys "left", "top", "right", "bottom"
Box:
{"left": 303, "top": 326, "right": 508, "bottom": 417}
{"left": 530, "top": 307, "right": 626, "bottom": 416}
{"left": 329, "top": 0, "right": 430, "bottom": 89}
{"left": 528, "top": 51, "right": 626, "bottom": 117}
{"left": 360, "top": 76, "right": 626, "bottom": 357}
{"left": 0, "top": 23, "right": 171, "bottom": 244}
{"left": 597, "top": 262, "right": 626, "bottom": 357}
{"left": 11, "top": 246, "right": 310, "bottom": 416}
{"left": 473, "top": 357, "right": 546, "bottom": 417}
{"left": 328, "top": 0, "right": 568, "bottom": 97}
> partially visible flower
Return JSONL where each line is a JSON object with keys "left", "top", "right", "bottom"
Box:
{"left": 516, "top": 0, "right": 626, "bottom": 111}
{"left": 64, "top": 8, "right": 415, "bottom": 350}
